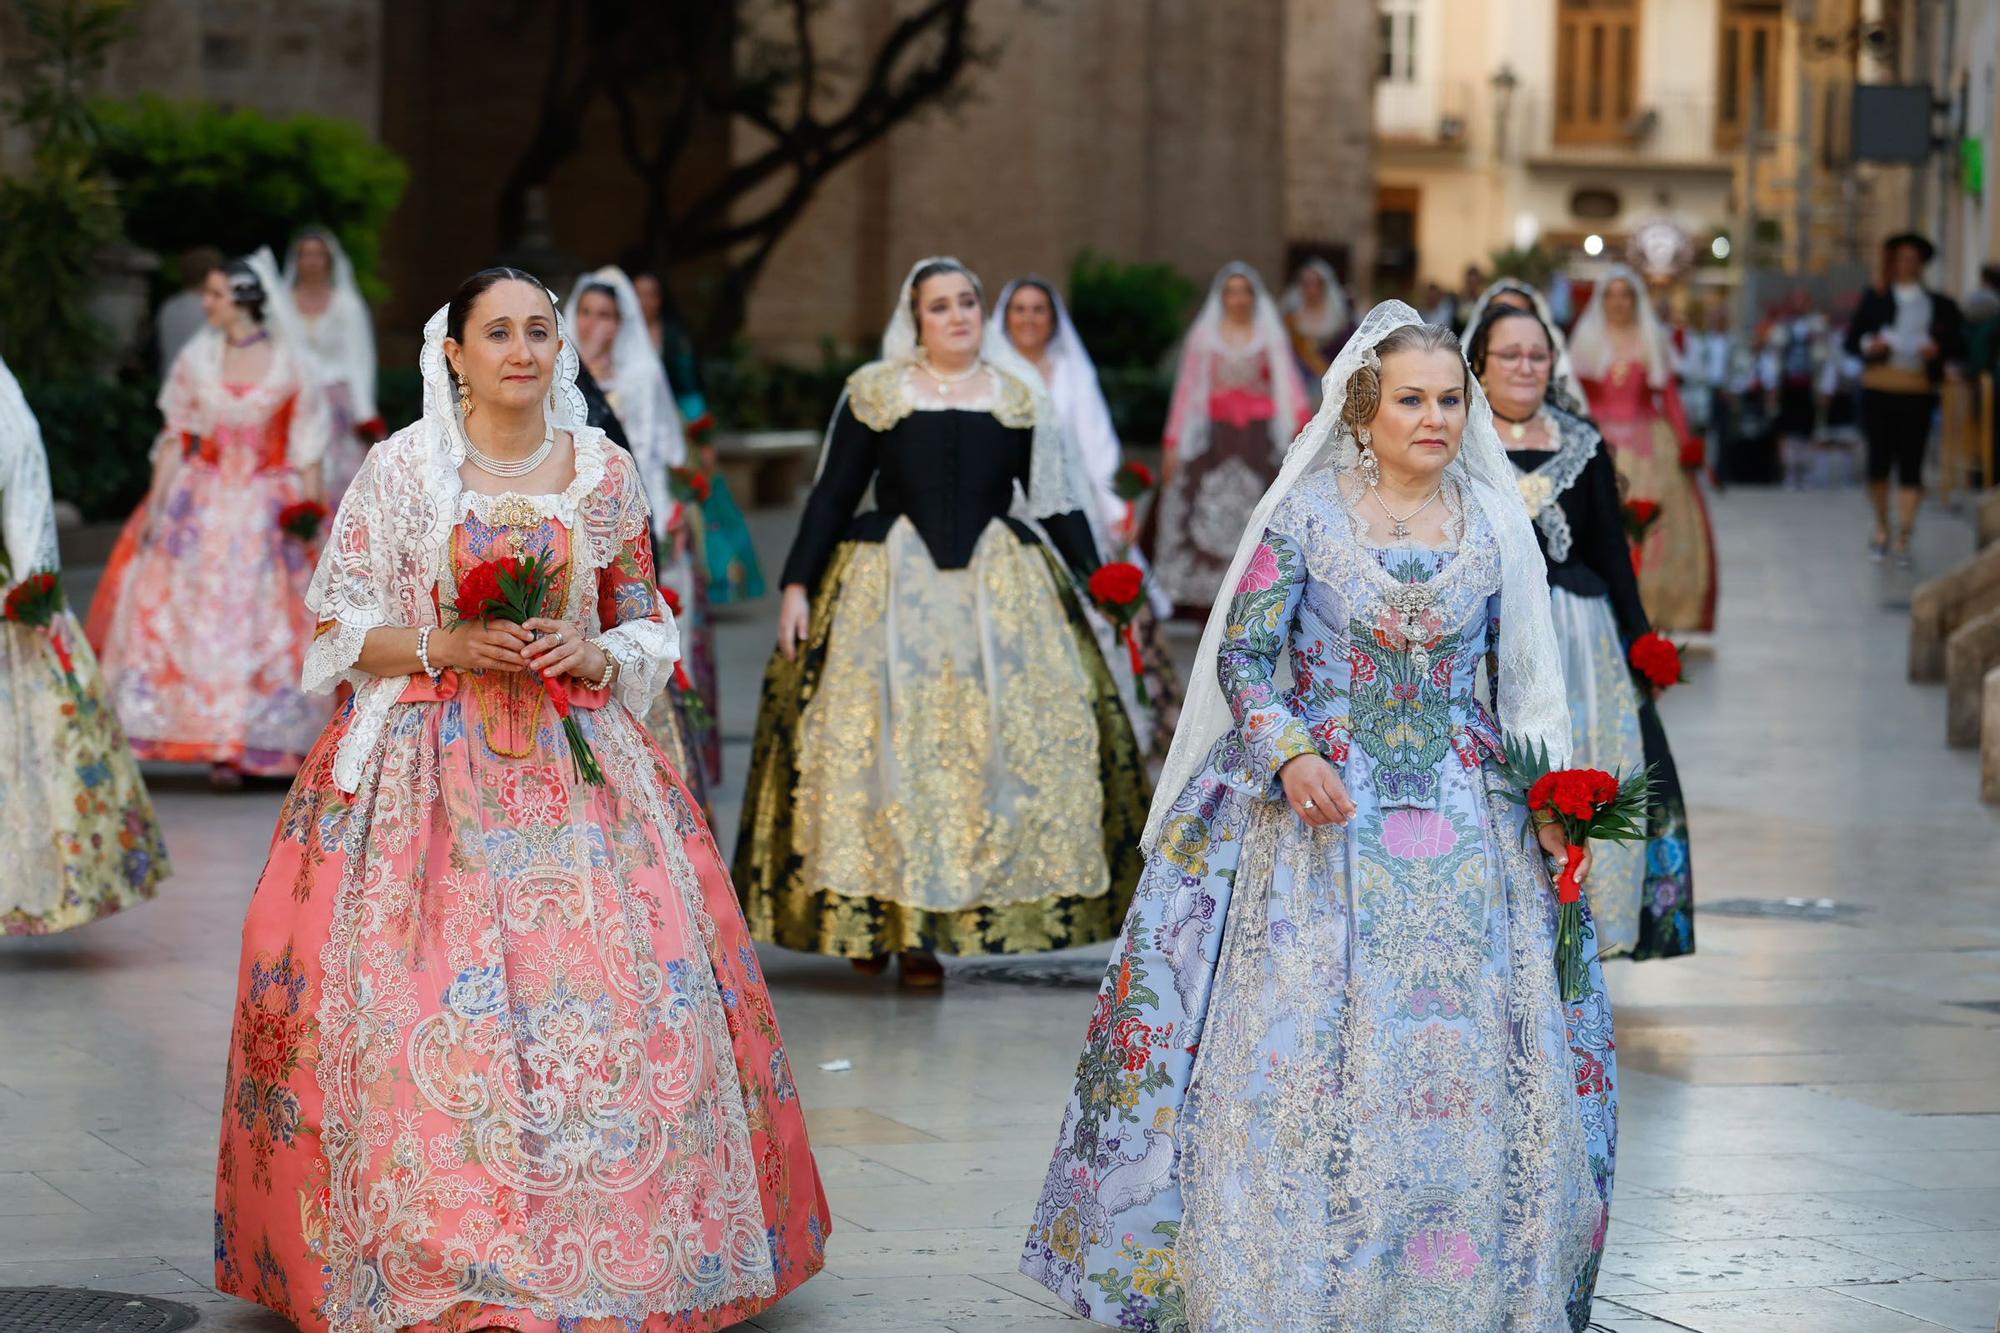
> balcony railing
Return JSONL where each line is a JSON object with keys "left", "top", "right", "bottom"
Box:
{"left": 1375, "top": 78, "right": 1475, "bottom": 150}
{"left": 1513, "top": 92, "right": 1733, "bottom": 169}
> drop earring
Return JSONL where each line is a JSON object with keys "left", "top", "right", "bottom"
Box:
{"left": 457, "top": 379, "right": 473, "bottom": 418}
{"left": 1357, "top": 427, "right": 1380, "bottom": 486}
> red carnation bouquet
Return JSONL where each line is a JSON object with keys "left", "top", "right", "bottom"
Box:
{"left": 454, "top": 553, "right": 605, "bottom": 785}
{"left": 3, "top": 570, "right": 80, "bottom": 694}
{"left": 1501, "top": 735, "right": 1652, "bottom": 1001}
{"left": 277, "top": 499, "right": 329, "bottom": 544}
{"left": 1628, "top": 631, "right": 1686, "bottom": 691}
{"left": 1679, "top": 437, "right": 1707, "bottom": 470}
{"left": 657, "top": 586, "right": 712, "bottom": 728}
{"left": 1112, "top": 461, "right": 1156, "bottom": 547}
{"left": 1087, "top": 561, "right": 1151, "bottom": 706}
{"left": 668, "top": 466, "right": 712, "bottom": 505}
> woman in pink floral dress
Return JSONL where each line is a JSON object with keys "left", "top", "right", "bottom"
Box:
{"left": 89, "top": 249, "right": 331, "bottom": 785}
{"left": 214, "top": 269, "right": 828, "bottom": 1333}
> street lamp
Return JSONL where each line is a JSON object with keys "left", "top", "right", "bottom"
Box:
{"left": 1490, "top": 64, "right": 1519, "bottom": 161}
{"left": 1583, "top": 234, "right": 1605, "bottom": 257}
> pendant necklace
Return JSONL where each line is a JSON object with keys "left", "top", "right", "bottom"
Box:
{"left": 466, "top": 418, "right": 556, "bottom": 478}
{"left": 915, "top": 356, "right": 983, "bottom": 400}
{"left": 1493, "top": 406, "right": 1544, "bottom": 443}
{"left": 1371, "top": 482, "right": 1442, "bottom": 543}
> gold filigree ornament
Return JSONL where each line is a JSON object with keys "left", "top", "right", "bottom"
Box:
{"left": 486, "top": 494, "right": 544, "bottom": 531}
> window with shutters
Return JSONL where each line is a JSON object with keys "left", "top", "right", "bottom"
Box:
{"left": 1716, "top": 0, "right": 1783, "bottom": 148}
{"left": 1554, "top": 0, "right": 1641, "bottom": 146}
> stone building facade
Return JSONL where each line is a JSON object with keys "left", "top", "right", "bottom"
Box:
{"left": 738, "top": 0, "right": 1378, "bottom": 361}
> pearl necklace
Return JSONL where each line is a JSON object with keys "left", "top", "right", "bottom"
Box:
{"left": 465, "top": 419, "right": 556, "bottom": 478}
{"left": 915, "top": 356, "right": 984, "bottom": 399}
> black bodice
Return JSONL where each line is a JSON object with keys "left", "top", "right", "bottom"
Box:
{"left": 780, "top": 403, "right": 1099, "bottom": 591}
{"left": 1511, "top": 413, "right": 1650, "bottom": 644}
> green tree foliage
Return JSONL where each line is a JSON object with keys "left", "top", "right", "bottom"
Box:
{"left": 0, "top": 0, "right": 129, "bottom": 379}
{"left": 1487, "top": 242, "right": 1558, "bottom": 291}
{"left": 91, "top": 95, "right": 407, "bottom": 298}
{"left": 24, "top": 375, "right": 157, "bottom": 520}
{"left": 1066, "top": 249, "right": 1198, "bottom": 371}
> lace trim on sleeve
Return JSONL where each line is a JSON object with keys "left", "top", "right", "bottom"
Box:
{"left": 594, "top": 607, "right": 678, "bottom": 715}
{"left": 302, "top": 618, "right": 375, "bottom": 696}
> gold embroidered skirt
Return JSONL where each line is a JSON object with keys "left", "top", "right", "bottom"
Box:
{"left": 735, "top": 519, "right": 1149, "bottom": 956}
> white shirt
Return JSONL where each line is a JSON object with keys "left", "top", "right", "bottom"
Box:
{"left": 1883, "top": 283, "right": 1934, "bottom": 371}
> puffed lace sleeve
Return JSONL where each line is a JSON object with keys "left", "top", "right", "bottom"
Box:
{"left": 152, "top": 340, "right": 204, "bottom": 462}
{"left": 585, "top": 443, "right": 679, "bottom": 715}
{"left": 302, "top": 441, "right": 393, "bottom": 695}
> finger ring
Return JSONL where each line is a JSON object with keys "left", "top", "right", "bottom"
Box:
{"left": 1302, "top": 799, "right": 1317, "bottom": 810}
{"left": 555, "top": 631, "right": 564, "bottom": 644}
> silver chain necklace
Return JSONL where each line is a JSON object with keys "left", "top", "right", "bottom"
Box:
{"left": 1370, "top": 482, "right": 1443, "bottom": 543}
{"left": 465, "top": 418, "right": 556, "bottom": 478}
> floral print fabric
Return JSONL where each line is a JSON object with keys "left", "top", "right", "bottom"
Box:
{"left": 215, "top": 486, "right": 828, "bottom": 1332}
{"left": 1022, "top": 472, "right": 1616, "bottom": 1331}
{"left": 0, "top": 611, "right": 169, "bottom": 934}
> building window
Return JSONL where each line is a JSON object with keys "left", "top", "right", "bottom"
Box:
{"left": 1555, "top": 0, "right": 1640, "bottom": 145}
{"left": 1379, "top": 0, "right": 1418, "bottom": 84}
{"left": 1716, "top": 0, "right": 1783, "bottom": 148}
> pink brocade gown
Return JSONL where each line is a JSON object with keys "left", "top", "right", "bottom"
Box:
{"left": 1579, "top": 361, "right": 1719, "bottom": 634}
{"left": 215, "top": 508, "right": 829, "bottom": 1333}
{"left": 88, "top": 385, "right": 324, "bottom": 773}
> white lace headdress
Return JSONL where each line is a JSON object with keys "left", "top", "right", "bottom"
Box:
{"left": 1141, "top": 300, "right": 1571, "bottom": 853}
{"left": 1167, "top": 262, "right": 1308, "bottom": 469}
{"left": 1462, "top": 276, "right": 1591, "bottom": 412}
{"left": 1279, "top": 257, "right": 1351, "bottom": 344}
{"left": 284, "top": 227, "right": 379, "bottom": 421}
{"left": 0, "top": 353, "right": 58, "bottom": 581}
{"left": 993, "top": 274, "right": 1123, "bottom": 527}
{"left": 566, "top": 265, "right": 687, "bottom": 536}
{"left": 812, "top": 257, "right": 1094, "bottom": 525}
{"left": 1567, "top": 263, "right": 1674, "bottom": 389}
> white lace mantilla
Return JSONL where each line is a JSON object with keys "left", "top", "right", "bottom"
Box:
{"left": 304, "top": 424, "right": 679, "bottom": 793}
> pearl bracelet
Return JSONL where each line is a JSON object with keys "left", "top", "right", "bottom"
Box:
{"left": 417, "top": 625, "right": 441, "bottom": 681}
{"left": 591, "top": 646, "right": 619, "bottom": 692}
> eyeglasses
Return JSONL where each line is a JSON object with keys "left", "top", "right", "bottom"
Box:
{"left": 1489, "top": 349, "right": 1552, "bottom": 368}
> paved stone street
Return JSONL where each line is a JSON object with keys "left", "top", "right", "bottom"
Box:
{"left": 5, "top": 485, "right": 2000, "bottom": 1332}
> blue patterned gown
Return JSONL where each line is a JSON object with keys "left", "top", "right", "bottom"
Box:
{"left": 1021, "top": 472, "right": 1616, "bottom": 1332}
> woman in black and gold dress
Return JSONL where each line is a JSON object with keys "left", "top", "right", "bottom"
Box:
{"left": 736, "top": 258, "right": 1149, "bottom": 986}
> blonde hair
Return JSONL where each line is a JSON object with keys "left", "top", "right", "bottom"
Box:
{"left": 1342, "top": 322, "right": 1464, "bottom": 435}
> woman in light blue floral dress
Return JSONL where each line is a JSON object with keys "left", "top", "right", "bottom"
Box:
{"left": 1021, "top": 305, "right": 1616, "bottom": 1332}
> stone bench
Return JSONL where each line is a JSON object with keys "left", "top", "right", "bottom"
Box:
{"left": 1947, "top": 606, "right": 2000, "bottom": 747}
{"left": 1980, "top": 488, "right": 2000, "bottom": 549}
{"left": 1986, "top": 665, "right": 2000, "bottom": 804}
{"left": 1910, "top": 543, "right": 2000, "bottom": 681}
{"left": 712, "top": 428, "right": 820, "bottom": 509}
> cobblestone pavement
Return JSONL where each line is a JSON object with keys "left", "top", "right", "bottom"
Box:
{"left": 4, "top": 486, "right": 1999, "bottom": 1332}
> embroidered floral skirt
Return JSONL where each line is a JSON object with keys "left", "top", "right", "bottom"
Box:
{"left": 1149, "top": 417, "right": 1282, "bottom": 616}
{"left": 88, "top": 457, "right": 325, "bottom": 774}
{"left": 1021, "top": 759, "right": 1617, "bottom": 1332}
{"left": 735, "top": 521, "right": 1150, "bottom": 957}
{"left": 0, "top": 612, "right": 169, "bottom": 934}
{"left": 1601, "top": 414, "right": 1718, "bottom": 634}
{"left": 215, "top": 676, "right": 829, "bottom": 1332}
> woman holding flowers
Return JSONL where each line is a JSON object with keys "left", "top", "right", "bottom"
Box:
{"left": 0, "top": 352, "right": 169, "bottom": 934}
{"left": 212, "top": 268, "right": 828, "bottom": 1333}
{"left": 1022, "top": 305, "right": 1616, "bottom": 1332}
{"left": 1472, "top": 300, "right": 1696, "bottom": 960}
{"left": 737, "top": 258, "right": 1150, "bottom": 987}
{"left": 89, "top": 250, "right": 331, "bottom": 786}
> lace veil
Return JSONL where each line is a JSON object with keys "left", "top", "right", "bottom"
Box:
{"left": 1567, "top": 263, "right": 1675, "bottom": 389}
{"left": 1462, "top": 276, "right": 1590, "bottom": 412}
{"left": 812, "top": 257, "right": 1094, "bottom": 526}
{"left": 1165, "top": 262, "right": 1308, "bottom": 468}
{"left": 0, "top": 353, "right": 58, "bottom": 580}
{"left": 1280, "top": 257, "right": 1351, "bottom": 344}
{"left": 993, "top": 275, "right": 1124, "bottom": 528}
{"left": 1141, "top": 299, "right": 1571, "bottom": 853}
{"left": 566, "top": 265, "right": 687, "bottom": 537}
{"left": 284, "top": 227, "right": 379, "bottom": 421}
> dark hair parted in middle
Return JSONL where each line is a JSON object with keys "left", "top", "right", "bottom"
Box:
{"left": 443, "top": 266, "right": 555, "bottom": 386}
